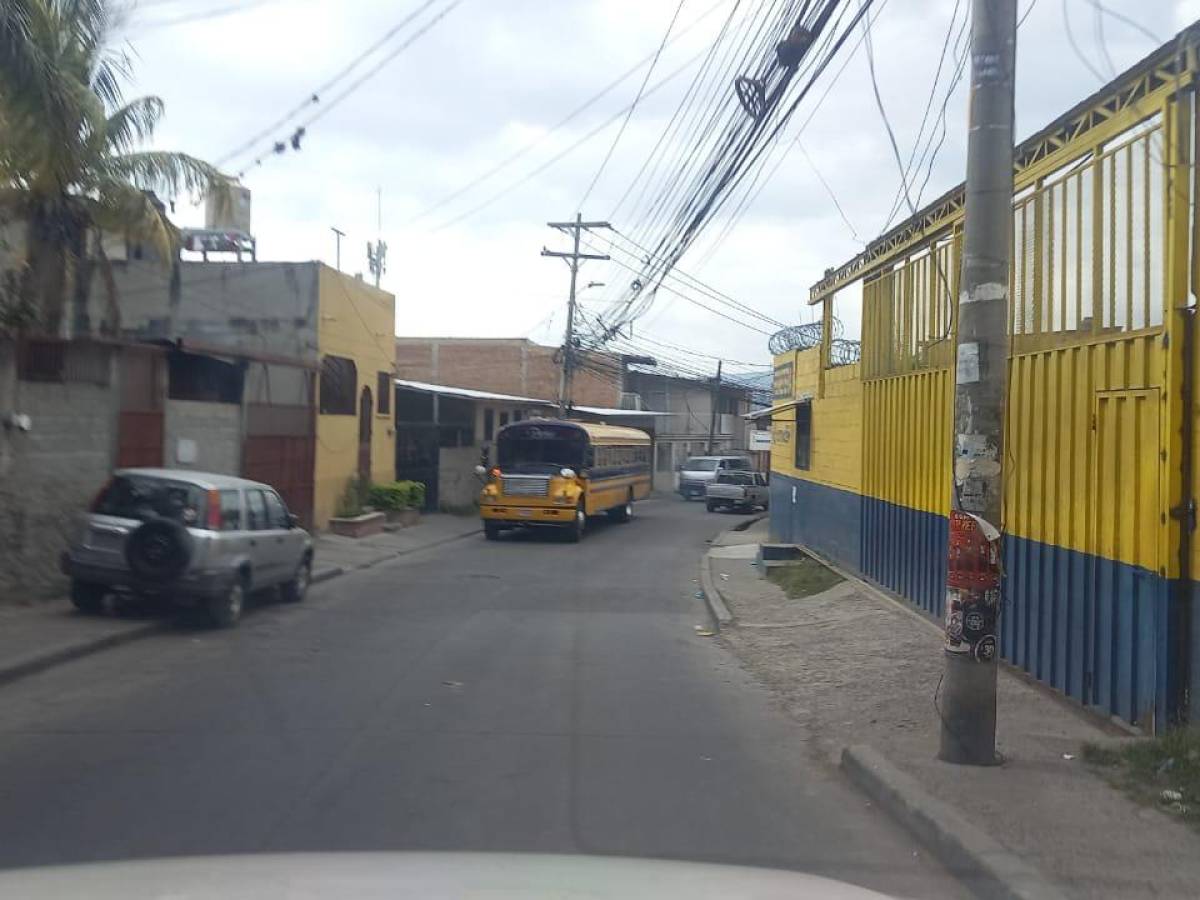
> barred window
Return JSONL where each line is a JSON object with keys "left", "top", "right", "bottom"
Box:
{"left": 794, "top": 401, "right": 812, "bottom": 470}
{"left": 319, "top": 356, "right": 357, "bottom": 415}
{"left": 376, "top": 372, "right": 392, "bottom": 416}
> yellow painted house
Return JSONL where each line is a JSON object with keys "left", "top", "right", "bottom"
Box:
{"left": 314, "top": 266, "right": 396, "bottom": 528}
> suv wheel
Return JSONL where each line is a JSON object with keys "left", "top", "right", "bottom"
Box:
{"left": 70, "top": 580, "right": 107, "bottom": 614}
{"left": 280, "top": 558, "right": 310, "bottom": 603}
{"left": 207, "top": 577, "right": 246, "bottom": 628}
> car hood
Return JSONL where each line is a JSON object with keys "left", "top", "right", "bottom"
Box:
{"left": 0, "top": 852, "right": 894, "bottom": 898}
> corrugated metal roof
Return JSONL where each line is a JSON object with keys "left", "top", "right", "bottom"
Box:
{"left": 394, "top": 379, "right": 552, "bottom": 406}
{"left": 572, "top": 405, "right": 664, "bottom": 418}
{"left": 393, "top": 379, "right": 665, "bottom": 418}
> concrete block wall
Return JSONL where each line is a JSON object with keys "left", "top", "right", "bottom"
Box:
{"left": 0, "top": 346, "right": 118, "bottom": 601}
{"left": 164, "top": 399, "right": 242, "bottom": 476}
{"left": 394, "top": 338, "right": 621, "bottom": 409}
{"left": 438, "top": 445, "right": 481, "bottom": 512}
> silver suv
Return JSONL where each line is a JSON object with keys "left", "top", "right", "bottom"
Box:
{"left": 61, "top": 469, "right": 313, "bottom": 628}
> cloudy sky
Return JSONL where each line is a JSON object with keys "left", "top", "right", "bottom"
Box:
{"left": 117, "top": 0, "right": 1195, "bottom": 375}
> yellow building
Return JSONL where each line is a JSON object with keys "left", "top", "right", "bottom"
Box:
{"left": 768, "top": 25, "right": 1200, "bottom": 731}
{"left": 314, "top": 266, "right": 397, "bottom": 528}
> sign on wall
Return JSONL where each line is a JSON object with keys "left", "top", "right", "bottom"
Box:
{"left": 773, "top": 362, "right": 794, "bottom": 401}
{"left": 750, "top": 429, "right": 772, "bottom": 450}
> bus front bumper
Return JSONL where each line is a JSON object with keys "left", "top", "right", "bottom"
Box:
{"left": 480, "top": 504, "right": 576, "bottom": 526}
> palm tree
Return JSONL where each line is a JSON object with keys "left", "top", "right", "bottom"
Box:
{"left": 0, "top": 0, "right": 231, "bottom": 336}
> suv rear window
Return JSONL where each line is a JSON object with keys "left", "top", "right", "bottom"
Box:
{"left": 95, "top": 475, "right": 208, "bottom": 526}
{"left": 684, "top": 458, "right": 719, "bottom": 471}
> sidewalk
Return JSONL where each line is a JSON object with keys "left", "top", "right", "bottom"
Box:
{"left": 311, "top": 512, "right": 479, "bottom": 580}
{"left": 0, "top": 513, "right": 480, "bottom": 687}
{"left": 706, "top": 522, "right": 1200, "bottom": 900}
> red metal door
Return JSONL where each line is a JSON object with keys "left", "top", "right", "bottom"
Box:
{"left": 117, "top": 348, "right": 164, "bottom": 467}
{"left": 244, "top": 402, "right": 315, "bottom": 529}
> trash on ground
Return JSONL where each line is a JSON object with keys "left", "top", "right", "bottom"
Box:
{"left": 693, "top": 625, "right": 716, "bottom": 637}
{"left": 719, "top": 573, "right": 730, "bottom": 581}
{"left": 442, "top": 680, "right": 463, "bottom": 688}
{"left": 1062, "top": 753, "right": 1075, "bottom": 761}
{"left": 1160, "top": 788, "right": 1184, "bottom": 803}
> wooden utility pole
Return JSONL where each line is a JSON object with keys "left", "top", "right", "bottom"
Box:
{"left": 938, "top": 0, "right": 1017, "bottom": 766}
{"left": 707, "top": 359, "right": 723, "bottom": 453}
{"left": 542, "top": 214, "right": 610, "bottom": 416}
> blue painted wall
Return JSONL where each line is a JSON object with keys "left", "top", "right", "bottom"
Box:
{"left": 769, "top": 473, "right": 862, "bottom": 572}
{"left": 770, "top": 475, "right": 1175, "bottom": 730}
{"left": 862, "top": 497, "right": 947, "bottom": 619}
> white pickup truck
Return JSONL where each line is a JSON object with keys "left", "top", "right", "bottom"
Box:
{"left": 704, "top": 470, "right": 769, "bottom": 513}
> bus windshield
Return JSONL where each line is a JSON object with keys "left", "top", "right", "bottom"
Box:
{"left": 497, "top": 423, "right": 587, "bottom": 474}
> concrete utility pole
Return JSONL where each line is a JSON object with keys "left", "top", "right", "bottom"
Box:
{"left": 542, "top": 214, "right": 610, "bottom": 416}
{"left": 368, "top": 187, "right": 388, "bottom": 289}
{"left": 707, "top": 359, "right": 723, "bottom": 453}
{"left": 330, "top": 226, "right": 345, "bottom": 271}
{"left": 938, "top": 0, "right": 1017, "bottom": 766}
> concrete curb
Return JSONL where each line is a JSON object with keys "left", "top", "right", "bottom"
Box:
{"left": 698, "top": 552, "right": 734, "bottom": 630}
{"left": 840, "top": 745, "right": 1067, "bottom": 900}
{"left": 311, "top": 566, "right": 345, "bottom": 585}
{"left": 0, "top": 620, "right": 165, "bottom": 689}
{"left": 315, "top": 527, "right": 482, "bottom": 577}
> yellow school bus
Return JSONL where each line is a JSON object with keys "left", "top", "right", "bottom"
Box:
{"left": 477, "top": 419, "right": 652, "bottom": 542}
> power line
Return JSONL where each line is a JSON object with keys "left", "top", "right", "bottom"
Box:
{"left": 601, "top": 0, "right": 877, "bottom": 335}
{"left": 607, "top": 227, "right": 787, "bottom": 328}
{"left": 798, "top": 141, "right": 863, "bottom": 243}
{"left": 607, "top": 0, "right": 745, "bottom": 221}
{"left": 234, "top": 0, "right": 464, "bottom": 178}
{"left": 1062, "top": 0, "right": 1107, "bottom": 83}
{"left": 428, "top": 48, "right": 708, "bottom": 232}
{"left": 615, "top": 0, "right": 792, "bottom": 266}
{"left": 618, "top": 0, "right": 869, "bottom": 322}
{"left": 577, "top": 0, "right": 687, "bottom": 209}
{"left": 407, "top": 0, "right": 728, "bottom": 224}
{"left": 861, "top": 0, "right": 915, "bottom": 219}
{"left": 690, "top": 0, "right": 893, "bottom": 268}
{"left": 580, "top": 235, "right": 774, "bottom": 336}
{"left": 125, "top": 0, "right": 278, "bottom": 32}
{"left": 877, "top": 0, "right": 967, "bottom": 231}
{"left": 216, "top": 0, "right": 441, "bottom": 167}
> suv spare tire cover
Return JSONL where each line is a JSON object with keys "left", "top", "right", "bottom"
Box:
{"left": 125, "top": 518, "right": 194, "bottom": 582}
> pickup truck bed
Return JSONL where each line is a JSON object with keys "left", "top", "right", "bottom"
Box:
{"left": 705, "top": 473, "right": 768, "bottom": 512}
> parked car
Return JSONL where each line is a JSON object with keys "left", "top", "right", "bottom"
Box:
{"left": 677, "top": 455, "right": 755, "bottom": 500}
{"left": 705, "top": 470, "right": 769, "bottom": 512}
{"left": 61, "top": 469, "right": 313, "bottom": 628}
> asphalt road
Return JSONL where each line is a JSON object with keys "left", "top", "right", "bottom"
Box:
{"left": 0, "top": 497, "right": 965, "bottom": 898}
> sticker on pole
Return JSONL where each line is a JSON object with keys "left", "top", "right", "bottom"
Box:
{"left": 944, "top": 510, "right": 1002, "bottom": 657}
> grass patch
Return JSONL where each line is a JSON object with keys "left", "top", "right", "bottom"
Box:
{"left": 1082, "top": 730, "right": 1200, "bottom": 830}
{"left": 766, "top": 556, "right": 844, "bottom": 599}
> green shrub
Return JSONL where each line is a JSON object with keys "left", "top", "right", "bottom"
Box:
{"left": 335, "top": 475, "right": 369, "bottom": 517}
{"left": 368, "top": 480, "right": 425, "bottom": 511}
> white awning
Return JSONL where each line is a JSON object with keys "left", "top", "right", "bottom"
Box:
{"left": 394, "top": 379, "right": 551, "bottom": 406}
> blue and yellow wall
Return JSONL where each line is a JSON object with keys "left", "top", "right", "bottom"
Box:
{"left": 771, "top": 30, "right": 1200, "bottom": 731}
